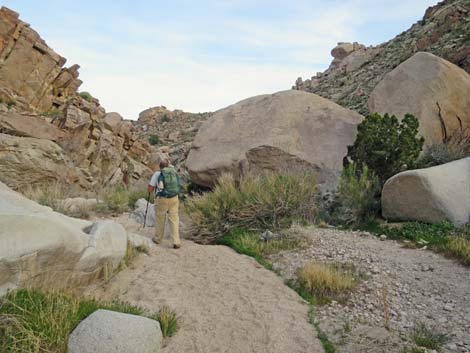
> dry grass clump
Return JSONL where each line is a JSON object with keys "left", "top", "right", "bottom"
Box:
{"left": 152, "top": 305, "right": 179, "bottom": 337}
{"left": 297, "top": 262, "right": 357, "bottom": 304}
{"left": 447, "top": 236, "right": 470, "bottom": 265}
{"left": 187, "top": 172, "right": 317, "bottom": 243}
{"left": 96, "top": 183, "right": 149, "bottom": 214}
{"left": 417, "top": 128, "right": 470, "bottom": 168}
{"left": 23, "top": 182, "right": 71, "bottom": 211}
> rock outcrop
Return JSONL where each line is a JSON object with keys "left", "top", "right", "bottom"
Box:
{"left": 294, "top": 0, "right": 470, "bottom": 115}
{"left": 187, "top": 90, "right": 363, "bottom": 187}
{"left": 381, "top": 157, "right": 470, "bottom": 226}
{"left": 68, "top": 309, "right": 163, "bottom": 353}
{"left": 368, "top": 52, "right": 470, "bottom": 145}
{"left": 0, "top": 7, "right": 153, "bottom": 190}
{"left": 0, "top": 7, "right": 82, "bottom": 111}
{"left": 0, "top": 181, "right": 130, "bottom": 295}
{"left": 134, "top": 106, "right": 212, "bottom": 184}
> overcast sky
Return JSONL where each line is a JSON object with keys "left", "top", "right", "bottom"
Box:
{"left": 4, "top": 0, "right": 437, "bottom": 119}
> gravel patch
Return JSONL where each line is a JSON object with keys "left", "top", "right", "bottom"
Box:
{"left": 269, "top": 226, "right": 470, "bottom": 353}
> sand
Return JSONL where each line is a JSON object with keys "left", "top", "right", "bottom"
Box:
{"left": 86, "top": 217, "right": 323, "bottom": 353}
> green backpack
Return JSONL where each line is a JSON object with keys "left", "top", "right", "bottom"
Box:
{"left": 158, "top": 167, "right": 180, "bottom": 197}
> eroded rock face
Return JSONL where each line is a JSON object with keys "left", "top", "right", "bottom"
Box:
{"left": 368, "top": 52, "right": 470, "bottom": 145}
{"left": 0, "top": 133, "right": 86, "bottom": 189}
{"left": 187, "top": 90, "right": 363, "bottom": 187}
{"left": 0, "top": 7, "right": 153, "bottom": 190}
{"left": 0, "top": 7, "right": 81, "bottom": 111}
{"left": 0, "top": 182, "right": 130, "bottom": 295}
{"left": 382, "top": 158, "right": 470, "bottom": 226}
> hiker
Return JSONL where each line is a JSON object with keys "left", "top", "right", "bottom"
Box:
{"left": 148, "top": 160, "right": 181, "bottom": 249}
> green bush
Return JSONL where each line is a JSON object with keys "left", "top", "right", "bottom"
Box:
{"left": 78, "top": 91, "right": 93, "bottom": 102}
{"left": 417, "top": 129, "right": 470, "bottom": 168}
{"left": 331, "top": 164, "right": 380, "bottom": 226}
{"left": 186, "top": 172, "right": 317, "bottom": 243}
{"left": 148, "top": 134, "right": 160, "bottom": 145}
{"left": 347, "top": 113, "right": 424, "bottom": 183}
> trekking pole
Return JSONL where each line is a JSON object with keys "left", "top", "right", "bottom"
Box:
{"left": 143, "top": 192, "right": 151, "bottom": 228}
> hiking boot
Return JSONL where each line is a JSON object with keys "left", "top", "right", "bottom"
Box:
{"left": 152, "top": 237, "right": 161, "bottom": 245}
{"left": 173, "top": 244, "right": 181, "bottom": 249}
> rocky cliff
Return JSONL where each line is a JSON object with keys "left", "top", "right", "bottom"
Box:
{"left": 0, "top": 7, "right": 153, "bottom": 191}
{"left": 294, "top": 0, "right": 470, "bottom": 115}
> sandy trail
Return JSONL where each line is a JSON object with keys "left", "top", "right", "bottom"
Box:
{"left": 87, "top": 218, "right": 323, "bottom": 353}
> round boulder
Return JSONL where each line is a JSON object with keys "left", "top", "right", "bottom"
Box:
{"left": 186, "top": 90, "right": 363, "bottom": 187}
{"left": 68, "top": 309, "right": 163, "bottom": 353}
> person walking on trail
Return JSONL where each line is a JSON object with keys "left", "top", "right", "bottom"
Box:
{"left": 148, "top": 160, "right": 181, "bottom": 249}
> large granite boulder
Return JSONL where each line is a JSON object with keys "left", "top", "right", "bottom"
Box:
{"left": 187, "top": 90, "right": 363, "bottom": 187}
{"left": 368, "top": 52, "right": 470, "bottom": 145}
{"left": 0, "top": 182, "right": 129, "bottom": 295}
{"left": 68, "top": 310, "right": 162, "bottom": 353}
{"left": 382, "top": 158, "right": 470, "bottom": 226}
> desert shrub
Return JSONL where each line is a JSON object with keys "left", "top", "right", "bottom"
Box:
{"left": 417, "top": 128, "right": 470, "bottom": 168}
{"left": 0, "top": 290, "right": 148, "bottom": 353}
{"left": 24, "top": 183, "right": 71, "bottom": 212}
{"left": 330, "top": 164, "right": 380, "bottom": 226}
{"left": 78, "top": 91, "right": 93, "bottom": 102}
{"left": 347, "top": 113, "right": 424, "bottom": 183}
{"left": 152, "top": 306, "right": 178, "bottom": 337}
{"left": 411, "top": 322, "right": 448, "bottom": 350}
{"left": 102, "top": 185, "right": 129, "bottom": 212}
{"left": 186, "top": 172, "right": 317, "bottom": 243}
{"left": 296, "top": 262, "right": 357, "bottom": 304}
{"left": 96, "top": 184, "right": 149, "bottom": 214}
{"left": 161, "top": 114, "right": 171, "bottom": 123}
{"left": 148, "top": 134, "right": 161, "bottom": 145}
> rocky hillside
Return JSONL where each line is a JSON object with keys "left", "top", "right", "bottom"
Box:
{"left": 134, "top": 106, "right": 212, "bottom": 183}
{"left": 294, "top": 0, "right": 470, "bottom": 115}
{"left": 0, "top": 7, "right": 153, "bottom": 191}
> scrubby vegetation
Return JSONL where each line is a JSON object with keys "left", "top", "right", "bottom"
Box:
{"left": 295, "top": 262, "right": 358, "bottom": 305}
{"left": 78, "top": 91, "right": 93, "bottom": 102}
{"left": 364, "top": 221, "right": 470, "bottom": 265}
{"left": 411, "top": 322, "right": 449, "bottom": 350}
{"left": 148, "top": 134, "right": 161, "bottom": 145}
{"left": 327, "top": 164, "right": 380, "bottom": 226}
{"left": 417, "top": 128, "right": 470, "bottom": 168}
{"left": 0, "top": 289, "right": 177, "bottom": 353}
{"left": 218, "top": 228, "right": 306, "bottom": 270}
{"left": 187, "top": 172, "right": 317, "bottom": 243}
{"left": 346, "top": 113, "right": 424, "bottom": 184}
{"left": 24, "top": 182, "right": 149, "bottom": 217}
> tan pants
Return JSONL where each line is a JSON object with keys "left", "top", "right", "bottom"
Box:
{"left": 154, "top": 196, "right": 180, "bottom": 246}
